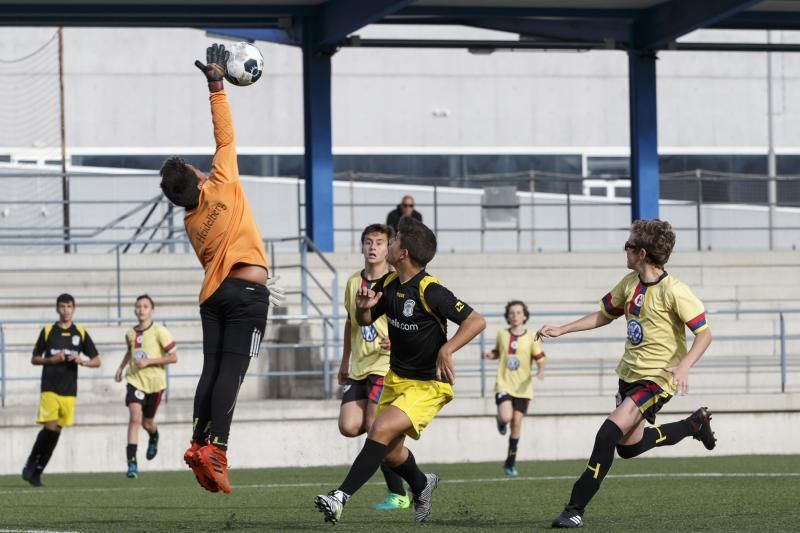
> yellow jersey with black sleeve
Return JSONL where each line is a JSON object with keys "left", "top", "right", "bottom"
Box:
{"left": 183, "top": 91, "right": 268, "bottom": 304}
{"left": 344, "top": 270, "right": 390, "bottom": 380}
{"left": 124, "top": 323, "right": 176, "bottom": 394}
{"left": 493, "top": 329, "right": 545, "bottom": 400}
{"left": 33, "top": 323, "right": 99, "bottom": 396}
{"left": 370, "top": 270, "right": 474, "bottom": 381}
{"left": 599, "top": 271, "right": 708, "bottom": 395}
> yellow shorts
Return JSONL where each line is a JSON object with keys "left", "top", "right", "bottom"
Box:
{"left": 376, "top": 370, "right": 454, "bottom": 440}
{"left": 36, "top": 392, "right": 76, "bottom": 427}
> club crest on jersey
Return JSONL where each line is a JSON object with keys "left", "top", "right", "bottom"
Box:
{"left": 506, "top": 356, "right": 521, "bottom": 371}
{"left": 402, "top": 299, "right": 416, "bottom": 317}
{"left": 627, "top": 319, "right": 644, "bottom": 345}
{"left": 634, "top": 293, "right": 645, "bottom": 307}
{"left": 136, "top": 335, "right": 143, "bottom": 345}
{"left": 360, "top": 325, "right": 378, "bottom": 342}
{"left": 72, "top": 335, "right": 80, "bottom": 346}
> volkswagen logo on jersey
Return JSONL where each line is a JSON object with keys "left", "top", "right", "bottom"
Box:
{"left": 506, "top": 356, "right": 521, "bottom": 371}
{"left": 360, "top": 325, "right": 378, "bottom": 342}
{"left": 402, "top": 299, "right": 416, "bottom": 317}
{"left": 627, "top": 319, "right": 644, "bottom": 345}
{"left": 133, "top": 350, "right": 147, "bottom": 360}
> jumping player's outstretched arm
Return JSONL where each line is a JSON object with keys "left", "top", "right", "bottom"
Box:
{"left": 195, "top": 43, "right": 238, "bottom": 185}
{"left": 536, "top": 310, "right": 612, "bottom": 340}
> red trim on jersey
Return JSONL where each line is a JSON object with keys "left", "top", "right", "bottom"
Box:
{"left": 602, "top": 293, "right": 624, "bottom": 316}
{"left": 686, "top": 313, "right": 707, "bottom": 332}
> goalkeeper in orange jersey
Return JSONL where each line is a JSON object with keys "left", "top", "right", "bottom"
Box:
{"left": 159, "top": 43, "right": 284, "bottom": 494}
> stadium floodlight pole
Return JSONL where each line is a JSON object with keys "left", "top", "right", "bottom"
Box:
{"left": 766, "top": 30, "right": 777, "bottom": 251}
{"left": 58, "top": 27, "right": 70, "bottom": 254}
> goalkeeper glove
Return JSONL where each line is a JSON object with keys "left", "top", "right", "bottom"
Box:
{"left": 194, "top": 43, "right": 229, "bottom": 92}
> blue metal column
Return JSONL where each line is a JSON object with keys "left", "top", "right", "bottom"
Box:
{"left": 302, "top": 21, "right": 334, "bottom": 251}
{"left": 628, "top": 50, "right": 660, "bottom": 221}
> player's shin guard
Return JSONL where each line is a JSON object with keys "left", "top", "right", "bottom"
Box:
{"left": 338, "top": 438, "right": 388, "bottom": 496}
{"left": 505, "top": 437, "right": 519, "bottom": 468}
{"left": 381, "top": 463, "right": 407, "bottom": 496}
{"left": 568, "top": 419, "right": 623, "bottom": 510}
{"left": 616, "top": 420, "right": 692, "bottom": 459}
{"left": 389, "top": 449, "right": 428, "bottom": 495}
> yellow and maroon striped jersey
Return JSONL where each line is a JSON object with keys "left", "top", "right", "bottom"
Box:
{"left": 600, "top": 271, "right": 708, "bottom": 394}
{"left": 493, "top": 329, "right": 545, "bottom": 400}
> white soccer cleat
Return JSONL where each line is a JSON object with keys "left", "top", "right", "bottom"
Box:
{"left": 412, "top": 473, "right": 439, "bottom": 523}
{"left": 314, "top": 490, "right": 345, "bottom": 524}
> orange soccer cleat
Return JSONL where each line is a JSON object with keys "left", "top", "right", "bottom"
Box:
{"left": 184, "top": 441, "right": 219, "bottom": 493}
{"left": 195, "top": 444, "right": 232, "bottom": 494}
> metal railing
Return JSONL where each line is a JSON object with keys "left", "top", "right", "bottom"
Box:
{"left": 2, "top": 169, "right": 800, "bottom": 253}
{"left": 1, "top": 308, "right": 795, "bottom": 407}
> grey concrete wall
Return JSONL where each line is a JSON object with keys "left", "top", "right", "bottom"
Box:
{"left": 1, "top": 393, "right": 798, "bottom": 475}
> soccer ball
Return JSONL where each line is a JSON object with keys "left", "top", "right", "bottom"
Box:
{"left": 225, "top": 42, "right": 264, "bottom": 87}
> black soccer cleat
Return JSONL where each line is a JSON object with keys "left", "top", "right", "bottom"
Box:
{"left": 552, "top": 506, "right": 584, "bottom": 528}
{"left": 687, "top": 407, "right": 717, "bottom": 451}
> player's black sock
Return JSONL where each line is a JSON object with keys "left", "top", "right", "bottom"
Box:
{"left": 127, "top": 444, "right": 138, "bottom": 464}
{"left": 389, "top": 449, "right": 428, "bottom": 495}
{"left": 380, "top": 463, "right": 407, "bottom": 496}
{"left": 616, "top": 420, "right": 693, "bottom": 458}
{"left": 338, "top": 438, "right": 387, "bottom": 496}
{"left": 147, "top": 430, "right": 159, "bottom": 443}
{"left": 505, "top": 437, "right": 519, "bottom": 468}
{"left": 568, "top": 419, "right": 623, "bottom": 510}
{"left": 26, "top": 428, "right": 50, "bottom": 469}
{"left": 34, "top": 428, "right": 61, "bottom": 474}
{"left": 191, "top": 419, "right": 211, "bottom": 444}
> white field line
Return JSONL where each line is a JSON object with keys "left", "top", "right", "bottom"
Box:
{"left": 2, "top": 471, "right": 799, "bottom": 497}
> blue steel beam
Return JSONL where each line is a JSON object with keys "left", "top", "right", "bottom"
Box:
{"left": 205, "top": 28, "right": 299, "bottom": 46}
{"left": 465, "top": 18, "right": 631, "bottom": 44}
{"left": 628, "top": 51, "right": 660, "bottom": 221}
{"left": 316, "top": 0, "right": 415, "bottom": 50}
{"left": 714, "top": 10, "right": 800, "bottom": 30}
{"left": 302, "top": 20, "right": 334, "bottom": 251}
{"left": 632, "top": 0, "right": 764, "bottom": 49}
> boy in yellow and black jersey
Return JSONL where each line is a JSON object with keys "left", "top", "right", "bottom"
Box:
{"left": 338, "top": 224, "right": 410, "bottom": 510}
{"left": 22, "top": 294, "right": 101, "bottom": 487}
{"left": 315, "top": 217, "right": 486, "bottom": 525}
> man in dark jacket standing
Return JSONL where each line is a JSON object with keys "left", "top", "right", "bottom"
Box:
{"left": 386, "top": 195, "right": 422, "bottom": 232}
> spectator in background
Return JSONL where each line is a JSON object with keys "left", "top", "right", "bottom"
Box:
{"left": 386, "top": 195, "right": 422, "bottom": 232}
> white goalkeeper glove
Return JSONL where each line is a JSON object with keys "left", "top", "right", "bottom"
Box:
{"left": 267, "top": 274, "right": 286, "bottom": 307}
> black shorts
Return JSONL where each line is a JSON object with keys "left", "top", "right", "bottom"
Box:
{"left": 341, "top": 374, "right": 385, "bottom": 405}
{"left": 495, "top": 392, "right": 530, "bottom": 414}
{"left": 616, "top": 379, "right": 672, "bottom": 424}
{"left": 125, "top": 384, "right": 164, "bottom": 419}
{"left": 200, "top": 277, "right": 269, "bottom": 359}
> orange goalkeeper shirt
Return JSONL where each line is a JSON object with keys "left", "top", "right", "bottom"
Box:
{"left": 184, "top": 91, "right": 268, "bottom": 304}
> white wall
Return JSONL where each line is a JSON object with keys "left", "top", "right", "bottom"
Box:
{"left": 0, "top": 26, "right": 798, "bottom": 151}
